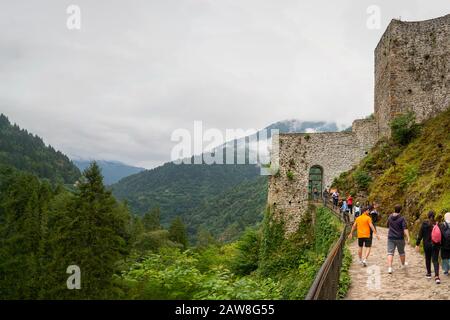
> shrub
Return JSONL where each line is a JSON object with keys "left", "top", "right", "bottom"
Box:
{"left": 390, "top": 112, "right": 421, "bottom": 145}
{"left": 353, "top": 169, "right": 372, "bottom": 190}
{"left": 400, "top": 164, "right": 418, "bottom": 189}
{"left": 119, "top": 247, "right": 281, "bottom": 300}
{"left": 337, "top": 246, "right": 352, "bottom": 299}
{"left": 287, "top": 170, "right": 294, "bottom": 181}
{"left": 258, "top": 206, "right": 342, "bottom": 299}
{"left": 231, "top": 228, "right": 261, "bottom": 276}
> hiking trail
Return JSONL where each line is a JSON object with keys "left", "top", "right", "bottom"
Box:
{"left": 345, "top": 227, "right": 450, "bottom": 300}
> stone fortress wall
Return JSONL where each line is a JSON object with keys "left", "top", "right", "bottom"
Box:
{"left": 268, "top": 14, "right": 450, "bottom": 234}
{"left": 375, "top": 14, "right": 450, "bottom": 137}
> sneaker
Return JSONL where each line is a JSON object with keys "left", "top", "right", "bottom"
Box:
{"left": 435, "top": 277, "right": 441, "bottom": 284}
{"left": 444, "top": 272, "right": 449, "bottom": 276}
{"left": 359, "top": 259, "right": 364, "bottom": 265}
{"left": 388, "top": 267, "right": 393, "bottom": 274}
{"left": 400, "top": 262, "right": 408, "bottom": 269}
{"left": 426, "top": 274, "right": 432, "bottom": 279}
{"left": 362, "top": 259, "right": 367, "bottom": 267}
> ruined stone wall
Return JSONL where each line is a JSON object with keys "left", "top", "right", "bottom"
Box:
{"left": 352, "top": 118, "right": 379, "bottom": 149}
{"left": 375, "top": 14, "right": 450, "bottom": 137}
{"left": 268, "top": 14, "right": 450, "bottom": 235}
{"left": 268, "top": 130, "right": 372, "bottom": 234}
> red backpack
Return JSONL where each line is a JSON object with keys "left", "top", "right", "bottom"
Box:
{"left": 432, "top": 224, "right": 442, "bottom": 244}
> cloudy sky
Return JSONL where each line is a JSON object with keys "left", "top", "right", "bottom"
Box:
{"left": 0, "top": 0, "right": 448, "bottom": 168}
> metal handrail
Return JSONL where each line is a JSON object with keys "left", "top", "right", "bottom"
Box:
{"left": 305, "top": 198, "right": 350, "bottom": 300}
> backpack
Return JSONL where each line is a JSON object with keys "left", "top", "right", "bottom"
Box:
{"left": 442, "top": 223, "right": 450, "bottom": 249}
{"left": 431, "top": 224, "right": 442, "bottom": 244}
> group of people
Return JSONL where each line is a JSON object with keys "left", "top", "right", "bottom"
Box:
{"left": 347, "top": 201, "right": 450, "bottom": 285}
{"left": 322, "top": 189, "right": 378, "bottom": 224}
{"left": 415, "top": 211, "right": 450, "bottom": 284}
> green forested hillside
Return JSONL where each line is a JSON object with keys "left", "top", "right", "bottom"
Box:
{"left": 0, "top": 114, "right": 80, "bottom": 183}
{"left": 0, "top": 161, "right": 282, "bottom": 300}
{"left": 112, "top": 120, "right": 339, "bottom": 241}
{"left": 184, "top": 176, "right": 268, "bottom": 242}
{"left": 333, "top": 108, "right": 450, "bottom": 237}
{"left": 112, "top": 162, "right": 261, "bottom": 226}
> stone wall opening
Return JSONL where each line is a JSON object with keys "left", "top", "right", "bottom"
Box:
{"left": 308, "top": 165, "right": 323, "bottom": 200}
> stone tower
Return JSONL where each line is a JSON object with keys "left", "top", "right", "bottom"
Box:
{"left": 374, "top": 14, "right": 450, "bottom": 137}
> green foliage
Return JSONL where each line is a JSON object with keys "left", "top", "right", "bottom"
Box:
{"left": 183, "top": 176, "right": 268, "bottom": 242}
{"left": 142, "top": 207, "right": 161, "bottom": 231}
{"left": 195, "top": 227, "right": 217, "bottom": 248}
{"left": 45, "top": 162, "right": 131, "bottom": 299}
{"left": 258, "top": 206, "right": 342, "bottom": 299}
{"left": 353, "top": 169, "right": 372, "bottom": 190}
{"left": 112, "top": 163, "right": 260, "bottom": 222}
{"left": 313, "top": 207, "right": 342, "bottom": 253}
{"left": 0, "top": 162, "right": 133, "bottom": 299}
{"left": 230, "top": 228, "right": 261, "bottom": 276}
{"left": 286, "top": 170, "right": 294, "bottom": 181}
{"left": 119, "top": 247, "right": 281, "bottom": 300}
{"left": 169, "top": 216, "right": 188, "bottom": 248}
{"left": 134, "top": 229, "right": 179, "bottom": 252}
{"left": 337, "top": 246, "right": 352, "bottom": 299}
{"left": 390, "top": 111, "right": 421, "bottom": 145}
{"left": 0, "top": 170, "right": 52, "bottom": 299}
{"left": 193, "top": 267, "right": 281, "bottom": 300}
{"left": 112, "top": 163, "right": 266, "bottom": 241}
{"left": 400, "top": 164, "right": 418, "bottom": 189}
{"left": 0, "top": 114, "right": 80, "bottom": 183}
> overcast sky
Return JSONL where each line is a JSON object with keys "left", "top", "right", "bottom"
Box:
{"left": 0, "top": 0, "right": 448, "bottom": 168}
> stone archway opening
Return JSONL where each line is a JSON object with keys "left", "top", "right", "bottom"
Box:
{"left": 308, "top": 165, "right": 323, "bottom": 200}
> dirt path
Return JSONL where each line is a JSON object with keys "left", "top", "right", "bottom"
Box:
{"left": 345, "top": 227, "right": 450, "bottom": 300}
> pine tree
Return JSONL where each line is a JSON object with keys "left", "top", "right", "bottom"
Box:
{"left": 48, "top": 162, "right": 130, "bottom": 299}
{"left": 130, "top": 215, "right": 145, "bottom": 248}
{"left": 168, "top": 216, "right": 188, "bottom": 248}
{"left": 0, "top": 171, "right": 49, "bottom": 299}
{"left": 142, "top": 207, "right": 161, "bottom": 231}
{"left": 196, "top": 226, "right": 216, "bottom": 248}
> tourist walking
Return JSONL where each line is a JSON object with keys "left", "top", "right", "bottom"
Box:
{"left": 341, "top": 199, "right": 349, "bottom": 223}
{"left": 354, "top": 202, "right": 361, "bottom": 218}
{"left": 415, "top": 211, "right": 441, "bottom": 283}
{"left": 348, "top": 207, "right": 379, "bottom": 267}
{"left": 322, "top": 188, "right": 329, "bottom": 206}
{"left": 332, "top": 190, "right": 339, "bottom": 208}
{"left": 387, "top": 205, "right": 410, "bottom": 274}
{"left": 313, "top": 187, "right": 319, "bottom": 201}
{"left": 441, "top": 212, "right": 450, "bottom": 277}
{"left": 370, "top": 204, "right": 379, "bottom": 225}
{"left": 347, "top": 194, "right": 353, "bottom": 215}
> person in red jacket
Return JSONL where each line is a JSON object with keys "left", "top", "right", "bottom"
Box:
{"left": 347, "top": 194, "right": 353, "bottom": 215}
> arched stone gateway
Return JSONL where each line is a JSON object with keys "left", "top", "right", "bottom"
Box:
{"left": 267, "top": 14, "right": 450, "bottom": 235}
{"left": 308, "top": 165, "right": 323, "bottom": 200}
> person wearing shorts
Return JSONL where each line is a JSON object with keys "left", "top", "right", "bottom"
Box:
{"left": 348, "top": 208, "right": 379, "bottom": 267}
{"left": 387, "top": 205, "right": 410, "bottom": 274}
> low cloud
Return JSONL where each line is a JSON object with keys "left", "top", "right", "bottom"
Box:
{"left": 0, "top": 0, "right": 448, "bottom": 168}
